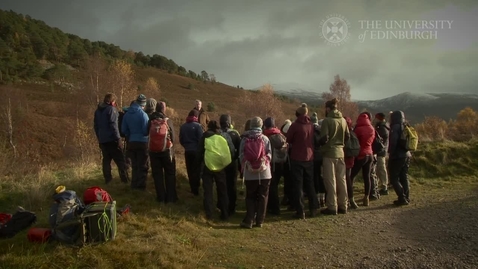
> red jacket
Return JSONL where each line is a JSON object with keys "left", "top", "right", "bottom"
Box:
{"left": 353, "top": 113, "right": 375, "bottom": 160}
{"left": 286, "top": 115, "right": 314, "bottom": 162}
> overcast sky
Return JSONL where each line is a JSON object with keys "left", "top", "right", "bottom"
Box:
{"left": 1, "top": 0, "right": 477, "bottom": 100}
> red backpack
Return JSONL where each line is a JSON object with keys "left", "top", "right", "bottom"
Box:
{"left": 83, "top": 187, "right": 113, "bottom": 205}
{"left": 149, "top": 118, "right": 172, "bottom": 152}
{"left": 242, "top": 134, "right": 269, "bottom": 173}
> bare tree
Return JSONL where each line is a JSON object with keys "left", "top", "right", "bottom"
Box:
{"left": 322, "top": 75, "right": 359, "bottom": 120}
{"left": 110, "top": 60, "right": 135, "bottom": 107}
{"left": 144, "top": 77, "right": 161, "bottom": 97}
{"left": 3, "top": 97, "right": 16, "bottom": 158}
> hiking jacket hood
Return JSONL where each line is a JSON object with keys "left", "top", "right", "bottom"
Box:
{"left": 286, "top": 115, "right": 314, "bottom": 162}
{"left": 239, "top": 129, "right": 272, "bottom": 180}
{"left": 94, "top": 102, "right": 121, "bottom": 144}
{"left": 388, "top": 110, "right": 411, "bottom": 159}
{"left": 319, "top": 110, "right": 350, "bottom": 158}
{"left": 179, "top": 120, "right": 203, "bottom": 152}
{"left": 121, "top": 103, "right": 149, "bottom": 143}
{"left": 354, "top": 113, "right": 375, "bottom": 159}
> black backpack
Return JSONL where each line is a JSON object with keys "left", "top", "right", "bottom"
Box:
{"left": 372, "top": 130, "right": 386, "bottom": 154}
{"left": 0, "top": 210, "right": 37, "bottom": 238}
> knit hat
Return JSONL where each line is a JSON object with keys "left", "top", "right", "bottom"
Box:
{"left": 310, "top": 112, "right": 318, "bottom": 124}
{"left": 264, "top": 117, "right": 275, "bottom": 128}
{"left": 250, "top": 117, "right": 263, "bottom": 129}
{"left": 188, "top": 109, "right": 199, "bottom": 117}
{"left": 375, "top": 113, "right": 386, "bottom": 121}
{"left": 325, "top": 98, "right": 338, "bottom": 109}
{"left": 145, "top": 98, "right": 157, "bottom": 114}
{"left": 244, "top": 119, "right": 251, "bottom": 132}
{"left": 136, "top": 94, "right": 147, "bottom": 107}
{"left": 296, "top": 103, "right": 308, "bottom": 116}
{"left": 282, "top": 119, "right": 292, "bottom": 134}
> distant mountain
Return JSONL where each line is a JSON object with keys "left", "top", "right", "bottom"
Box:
{"left": 254, "top": 82, "right": 324, "bottom": 105}
{"left": 356, "top": 92, "right": 478, "bottom": 123}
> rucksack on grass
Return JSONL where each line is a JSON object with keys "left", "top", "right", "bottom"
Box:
{"left": 268, "top": 133, "right": 288, "bottom": 163}
{"left": 400, "top": 124, "right": 418, "bottom": 152}
{"left": 242, "top": 134, "right": 269, "bottom": 173}
{"left": 149, "top": 118, "right": 172, "bottom": 152}
{"left": 0, "top": 209, "right": 37, "bottom": 238}
{"left": 345, "top": 131, "right": 360, "bottom": 158}
{"left": 49, "top": 190, "right": 85, "bottom": 244}
{"left": 204, "top": 134, "right": 232, "bottom": 172}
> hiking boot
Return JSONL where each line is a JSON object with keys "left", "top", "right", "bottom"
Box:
{"left": 240, "top": 222, "right": 253, "bottom": 229}
{"left": 338, "top": 208, "right": 347, "bottom": 214}
{"left": 379, "top": 188, "right": 389, "bottom": 196}
{"left": 255, "top": 223, "right": 263, "bottom": 228}
{"left": 320, "top": 208, "right": 337, "bottom": 215}
{"left": 363, "top": 196, "right": 370, "bottom": 206}
{"left": 369, "top": 194, "right": 380, "bottom": 201}
{"left": 349, "top": 198, "right": 359, "bottom": 209}
{"left": 393, "top": 199, "right": 409, "bottom": 206}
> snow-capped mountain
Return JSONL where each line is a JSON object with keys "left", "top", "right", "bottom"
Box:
{"left": 253, "top": 82, "right": 323, "bottom": 104}
{"left": 357, "top": 92, "right": 478, "bottom": 123}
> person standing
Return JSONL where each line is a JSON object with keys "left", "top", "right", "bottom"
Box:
{"left": 373, "top": 113, "right": 390, "bottom": 195}
{"left": 319, "top": 98, "right": 350, "bottom": 215}
{"left": 193, "top": 99, "right": 210, "bottom": 131}
{"left": 121, "top": 94, "right": 150, "bottom": 190}
{"left": 179, "top": 110, "right": 204, "bottom": 196}
{"left": 94, "top": 93, "right": 129, "bottom": 184}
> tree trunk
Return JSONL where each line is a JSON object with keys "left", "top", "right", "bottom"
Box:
{"left": 6, "top": 98, "right": 16, "bottom": 159}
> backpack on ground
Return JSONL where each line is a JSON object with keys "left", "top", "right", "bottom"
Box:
{"left": 242, "top": 134, "right": 269, "bottom": 173}
{"left": 344, "top": 131, "right": 360, "bottom": 158}
{"left": 0, "top": 209, "right": 37, "bottom": 238}
{"left": 268, "top": 133, "right": 288, "bottom": 163}
{"left": 83, "top": 187, "right": 113, "bottom": 206}
{"left": 49, "top": 190, "right": 85, "bottom": 245}
{"left": 149, "top": 117, "right": 172, "bottom": 152}
{"left": 204, "top": 134, "right": 232, "bottom": 172}
{"left": 400, "top": 123, "right": 419, "bottom": 152}
{"left": 372, "top": 130, "right": 386, "bottom": 154}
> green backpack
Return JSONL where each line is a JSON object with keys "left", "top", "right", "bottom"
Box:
{"left": 400, "top": 124, "right": 419, "bottom": 152}
{"left": 204, "top": 134, "right": 232, "bottom": 172}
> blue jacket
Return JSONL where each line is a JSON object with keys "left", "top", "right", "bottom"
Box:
{"left": 179, "top": 120, "right": 203, "bottom": 152}
{"left": 94, "top": 103, "right": 121, "bottom": 143}
{"left": 388, "top": 110, "right": 412, "bottom": 160}
{"left": 121, "top": 103, "right": 149, "bottom": 143}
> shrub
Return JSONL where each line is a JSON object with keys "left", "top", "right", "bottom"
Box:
{"left": 207, "top": 102, "right": 216, "bottom": 112}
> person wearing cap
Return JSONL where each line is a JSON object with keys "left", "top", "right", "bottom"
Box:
{"left": 94, "top": 93, "right": 130, "bottom": 184}
{"left": 286, "top": 103, "right": 318, "bottom": 219}
{"left": 193, "top": 99, "right": 210, "bottom": 131}
{"left": 180, "top": 109, "right": 204, "bottom": 196}
{"left": 148, "top": 101, "right": 177, "bottom": 203}
{"left": 239, "top": 116, "right": 272, "bottom": 228}
{"left": 121, "top": 94, "right": 150, "bottom": 190}
{"left": 196, "top": 120, "right": 234, "bottom": 221}
{"left": 372, "top": 113, "right": 390, "bottom": 195}
{"left": 319, "top": 98, "right": 350, "bottom": 215}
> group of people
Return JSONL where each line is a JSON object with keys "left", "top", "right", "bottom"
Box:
{"left": 94, "top": 93, "right": 412, "bottom": 228}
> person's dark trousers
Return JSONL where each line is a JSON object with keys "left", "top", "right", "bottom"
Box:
{"left": 290, "top": 160, "right": 318, "bottom": 216}
{"left": 202, "top": 166, "right": 229, "bottom": 220}
{"left": 369, "top": 156, "right": 379, "bottom": 198}
{"left": 350, "top": 155, "right": 373, "bottom": 198}
{"left": 184, "top": 151, "right": 200, "bottom": 195}
{"left": 282, "top": 161, "right": 293, "bottom": 204}
{"left": 99, "top": 141, "right": 130, "bottom": 184}
{"left": 225, "top": 160, "right": 238, "bottom": 215}
{"left": 313, "top": 159, "right": 326, "bottom": 194}
{"left": 150, "top": 151, "right": 178, "bottom": 203}
{"left": 127, "top": 142, "right": 149, "bottom": 190}
{"left": 243, "top": 178, "right": 271, "bottom": 226}
{"left": 346, "top": 167, "right": 352, "bottom": 198}
{"left": 268, "top": 162, "right": 284, "bottom": 215}
{"left": 389, "top": 157, "right": 411, "bottom": 202}
{"left": 122, "top": 139, "right": 132, "bottom": 171}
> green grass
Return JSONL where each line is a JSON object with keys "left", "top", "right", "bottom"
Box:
{"left": 1, "top": 141, "right": 478, "bottom": 268}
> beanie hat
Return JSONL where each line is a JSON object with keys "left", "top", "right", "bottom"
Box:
{"left": 136, "top": 94, "right": 147, "bottom": 107}
{"left": 282, "top": 119, "right": 292, "bottom": 134}
{"left": 296, "top": 103, "right": 308, "bottom": 116}
{"left": 375, "top": 113, "right": 386, "bottom": 121}
{"left": 325, "top": 98, "right": 338, "bottom": 109}
{"left": 244, "top": 119, "right": 251, "bottom": 132}
{"left": 145, "top": 98, "right": 157, "bottom": 114}
{"left": 188, "top": 109, "right": 199, "bottom": 117}
{"left": 155, "top": 101, "right": 166, "bottom": 114}
{"left": 264, "top": 117, "right": 275, "bottom": 128}
{"left": 310, "top": 112, "right": 318, "bottom": 124}
{"left": 250, "top": 117, "right": 263, "bottom": 129}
